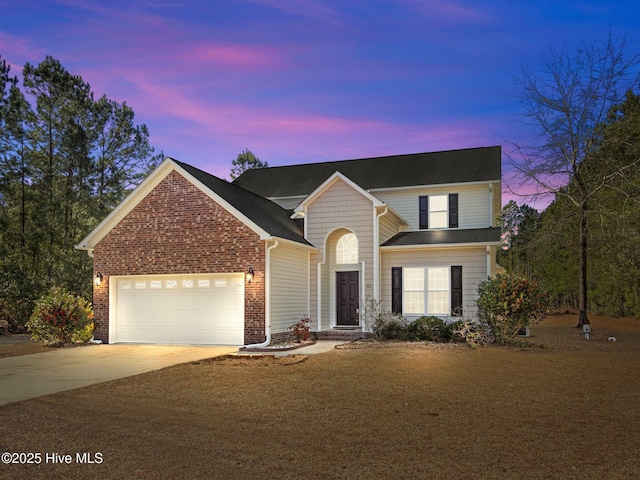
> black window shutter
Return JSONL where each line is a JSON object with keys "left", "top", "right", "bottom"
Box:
{"left": 392, "top": 267, "right": 403, "bottom": 314}
{"left": 419, "top": 196, "right": 428, "bottom": 229}
{"left": 451, "top": 266, "right": 462, "bottom": 316}
{"left": 449, "top": 193, "right": 459, "bottom": 228}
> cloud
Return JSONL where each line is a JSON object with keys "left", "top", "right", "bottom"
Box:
{"left": 246, "top": 0, "right": 345, "bottom": 27}
{"left": 183, "top": 44, "right": 288, "bottom": 70}
{"left": 0, "top": 32, "right": 46, "bottom": 68}
{"left": 402, "top": 0, "right": 496, "bottom": 25}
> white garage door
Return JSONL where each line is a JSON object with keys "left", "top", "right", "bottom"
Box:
{"left": 111, "top": 273, "right": 244, "bottom": 345}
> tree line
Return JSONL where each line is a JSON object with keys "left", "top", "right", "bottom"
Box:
{"left": 0, "top": 55, "right": 161, "bottom": 329}
{"left": 501, "top": 83, "right": 640, "bottom": 319}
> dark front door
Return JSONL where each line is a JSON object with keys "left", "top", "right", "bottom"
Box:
{"left": 336, "top": 271, "right": 359, "bottom": 326}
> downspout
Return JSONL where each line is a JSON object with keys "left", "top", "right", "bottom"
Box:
{"left": 486, "top": 245, "right": 492, "bottom": 278}
{"left": 488, "top": 183, "right": 494, "bottom": 227}
{"left": 374, "top": 207, "right": 388, "bottom": 297}
{"left": 243, "top": 240, "right": 279, "bottom": 349}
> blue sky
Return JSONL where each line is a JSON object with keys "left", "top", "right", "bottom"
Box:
{"left": 1, "top": 1, "right": 639, "bottom": 204}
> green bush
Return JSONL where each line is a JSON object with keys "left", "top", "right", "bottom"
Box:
{"left": 407, "top": 316, "right": 443, "bottom": 341}
{"left": 405, "top": 316, "right": 466, "bottom": 342}
{"left": 26, "top": 287, "right": 94, "bottom": 345}
{"left": 476, "top": 274, "right": 552, "bottom": 345}
{"left": 378, "top": 315, "right": 409, "bottom": 340}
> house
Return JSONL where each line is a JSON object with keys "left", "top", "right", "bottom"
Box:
{"left": 76, "top": 146, "right": 502, "bottom": 346}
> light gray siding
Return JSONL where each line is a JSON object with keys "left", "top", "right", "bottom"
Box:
{"left": 270, "top": 243, "right": 309, "bottom": 334}
{"left": 374, "top": 184, "right": 492, "bottom": 230}
{"left": 378, "top": 209, "right": 404, "bottom": 244}
{"left": 306, "top": 178, "right": 375, "bottom": 327}
{"left": 380, "top": 246, "right": 488, "bottom": 319}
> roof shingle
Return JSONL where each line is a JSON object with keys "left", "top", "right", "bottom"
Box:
{"left": 173, "top": 159, "right": 310, "bottom": 245}
{"left": 233, "top": 146, "right": 501, "bottom": 198}
{"left": 381, "top": 227, "right": 502, "bottom": 247}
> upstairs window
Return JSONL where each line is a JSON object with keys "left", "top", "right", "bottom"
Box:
{"left": 429, "top": 195, "right": 448, "bottom": 229}
{"left": 336, "top": 233, "right": 358, "bottom": 264}
{"left": 419, "top": 193, "right": 458, "bottom": 229}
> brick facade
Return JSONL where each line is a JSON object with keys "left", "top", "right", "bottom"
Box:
{"left": 92, "top": 170, "right": 266, "bottom": 344}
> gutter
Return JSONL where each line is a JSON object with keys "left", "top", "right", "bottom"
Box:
{"left": 373, "top": 206, "right": 388, "bottom": 299}
{"left": 243, "top": 240, "right": 279, "bottom": 349}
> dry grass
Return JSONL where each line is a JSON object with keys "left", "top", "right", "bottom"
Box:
{"left": 0, "top": 337, "right": 82, "bottom": 358}
{"left": 0, "top": 341, "right": 51, "bottom": 358}
{"left": 1, "top": 314, "right": 640, "bottom": 479}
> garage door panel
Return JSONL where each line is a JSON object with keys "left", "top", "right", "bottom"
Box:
{"left": 113, "top": 273, "right": 245, "bottom": 345}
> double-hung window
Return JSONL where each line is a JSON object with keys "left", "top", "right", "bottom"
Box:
{"left": 402, "top": 267, "right": 450, "bottom": 315}
{"left": 392, "top": 266, "right": 462, "bottom": 316}
{"left": 419, "top": 193, "right": 458, "bottom": 229}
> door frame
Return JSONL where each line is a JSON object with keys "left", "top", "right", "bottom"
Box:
{"left": 335, "top": 270, "right": 360, "bottom": 326}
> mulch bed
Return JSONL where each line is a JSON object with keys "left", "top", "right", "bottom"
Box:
{"left": 1, "top": 313, "right": 639, "bottom": 479}
{"left": 239, "top": 339, "right": 316, "bottom": 353}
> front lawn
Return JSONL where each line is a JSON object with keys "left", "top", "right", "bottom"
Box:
{"left": 1, "top": 314, "right": 639, "bottom": 479}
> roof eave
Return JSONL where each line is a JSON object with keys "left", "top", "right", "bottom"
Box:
{"left": 381, "top": 241, "right": 502, "bottom": 250}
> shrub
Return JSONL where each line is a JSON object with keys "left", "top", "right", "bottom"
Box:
{"left": 476, "top": 274, "right": 552, "bottom": 345}
{"left": 359, "top": 296, "right": 408, "bottom": 340}
{"left": 454, "top": 320, "right": 495, "bottom": 348}
{"left": 405, "top": 316, "right": 467, "bottom": 343}
{"left": 377, "top": 314, "right": 409, "bottom": 340}
{"left": 26, "top": 287, "right": 94, "bottom": 345}
{"left": 288, "top": 316, "right": 311, "bottom": 342}
{"left": 406, "top": 316, "right": 445, "bottom": 341}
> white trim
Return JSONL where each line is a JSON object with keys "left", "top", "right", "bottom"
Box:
{"left": 402, "top": 266, "right": 451, "bottom": 316}
{"left": 486, "top": 245, "right": 492, "bottom": 278}
{"left": 76, "top": 158, "right": 278, "bottom": 251}
{"left": 316, "top": 262, "right": 323, "bottom": 331}
{"left": 293, "top": 171, "right": 384, "bottom": 214}
{"left": 373, "top": 206, "right": 388, "bottom": 300}
{"left": 488, "top": 183, "right": 494, "bottom": 227}
{"left": 77, "top": 159, "right": 174, "bottom": 250}
{"left": 367, "top": 179, "right": 501, "bottom": 193}
{"left": 268, "top": 195, "right": 306, "bottom": 204}
{"left": 244, "top": 241, "right": 278, "bottom": 348}
{"left": 271, "top": 236, "right": 317, "bottom": 251}
{"left": 381, "top": 242, "right": 501, "bottom": 251}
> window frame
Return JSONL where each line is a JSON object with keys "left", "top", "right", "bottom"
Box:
{"left": 428, "top": 195, "right": 448, "bottom": 229}
{"left": 336, "top": 232, "right": 358, "bottom": 265}
{"left": 418, "top": 193, "right": 458, "bottom": 230}
{"left": 402, "top": 266, "right": 451, "bottom": 315}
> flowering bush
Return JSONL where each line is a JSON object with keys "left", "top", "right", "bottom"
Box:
{"left": 26, "top": 287, "right": 94, "bottom": 345}
{"left": 288, "top": 316, "right": 312, "bottom": 342}
{"left": 476, "top": 274, "right": 551, "bottom": 344}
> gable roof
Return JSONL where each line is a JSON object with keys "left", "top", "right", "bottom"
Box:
{"left": 76, "top": 158, "right": 311, "bottom": 251}
{"left": 293, "top": 171, "right": 385, "bottom": 214}
{"left": 233, "top": 146, "right": 501, "bottom": 198}
{"left": 172, "top": 160, "right": 311, "bottom": 246}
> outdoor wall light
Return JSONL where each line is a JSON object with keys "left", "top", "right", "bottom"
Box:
{"left": 94, "top": 272, "right": 103, "bottom": 287}
{"left": 246, "top": 267, "right": 254, "bottom": 283}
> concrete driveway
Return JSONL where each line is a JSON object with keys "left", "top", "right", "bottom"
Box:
{"left": 0, "top": 344, "right": 237, "bottom": 406}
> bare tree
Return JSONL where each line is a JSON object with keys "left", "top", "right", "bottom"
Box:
{"left": 508, "top": 33, "right": 640, "bottom": 327}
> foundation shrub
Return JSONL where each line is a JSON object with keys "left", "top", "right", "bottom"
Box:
{"left": 377, "top": 315, "right": 409, "bottom": 340}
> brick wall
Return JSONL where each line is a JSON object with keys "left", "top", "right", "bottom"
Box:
{"left": 92, "top": 170, "right": 266, "bottom": 344}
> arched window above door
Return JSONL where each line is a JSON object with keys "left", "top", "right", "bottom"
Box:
{"left": 336, "top": 232, "right": 358, "bottom": 264}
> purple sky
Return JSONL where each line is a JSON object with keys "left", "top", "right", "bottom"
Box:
{"left": 2, "top": 1, "right": 640, "bottom": 207}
